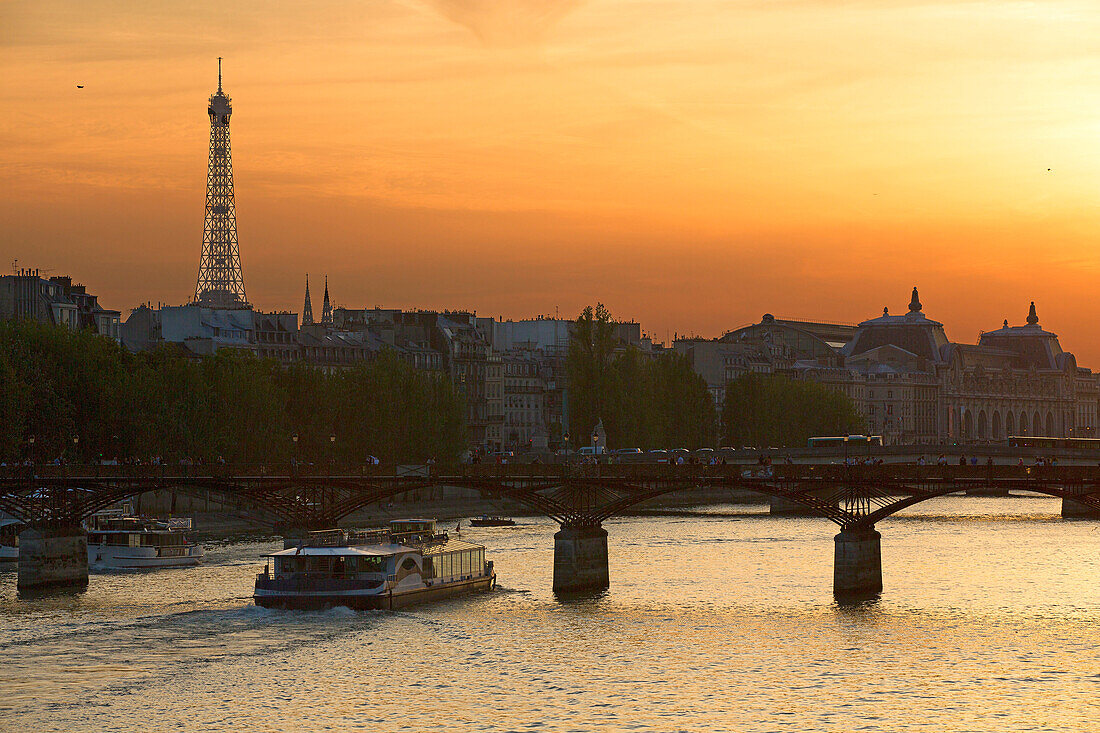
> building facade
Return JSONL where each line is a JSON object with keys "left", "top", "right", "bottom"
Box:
{"left": 700, "top": 289, "right": 1100, "bottom": 444}
{"left": 1, "top": 270, "right": 120, "bottom": 340}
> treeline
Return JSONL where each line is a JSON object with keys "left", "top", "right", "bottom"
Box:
{"left": 721, "top": 373, "right": 865, "bottom": 448}
{"left": 0, "top": 320, "right": 466, "bottom": 464}
{"left": 565, "top": 305, "right": 866, "bottom": 450}
{"left": 567, "top": 304, "right": 717, "bottom": 449}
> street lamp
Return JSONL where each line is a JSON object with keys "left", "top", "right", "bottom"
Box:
{"left": 72, "top": 435, "right": 79, "bottom": 464}
{"left": 329, "top": 433, "right": 336, "bottom": 471}
{"left": 291, "top": 433, "right": 299, "bottom": 472}
{"left": 27, "top": 435, "right": 35, "bottom": 465}
{"left": 842, "top": 434, "right": 849, "bottom": 466}
{"left": 592, "top": 431, "right": 599, "bottom": 459}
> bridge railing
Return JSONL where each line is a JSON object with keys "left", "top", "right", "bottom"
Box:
{"left": 3, "top": 462, "right": 1099, "bottom": 484}
{"left": 0, "top": 462, "right": 432, "bottom": 482}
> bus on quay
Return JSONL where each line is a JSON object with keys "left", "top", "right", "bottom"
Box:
{"left": 806, "top": 435, "right": 883, "bottom": 449}
{"left": 1006, "top": 436, "right": 1100, "bottom": 451}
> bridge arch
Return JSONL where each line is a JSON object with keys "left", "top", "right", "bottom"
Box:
{"left": 857, "top": 480, "right": 1100, "bottom": 526}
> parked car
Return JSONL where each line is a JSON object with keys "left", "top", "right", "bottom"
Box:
{"left": 647, "top": 449, "right": 669, "bottom": 463}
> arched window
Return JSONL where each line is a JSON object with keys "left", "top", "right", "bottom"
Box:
{"left": 1019, "top": 412, "right": 1028, "bottom": 435}
{"left": 978, "top": 410, "right": 988, "bottom": 440}
{"left": 992, "top": 411, "right": 1002, "bottom": 440}
{"left": 1034, "top": 412, "right": 1042, "bottom": 436}
{"left": 1005, "top": 411, "right": 1015, "bottom": 436}
{"left": 1046, "top": 412, "right": 1055, "bottom": 437}
{"left": 963, "top": 410, "right": 974, "bottom": 440}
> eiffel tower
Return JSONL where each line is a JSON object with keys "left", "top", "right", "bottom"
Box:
{"left": 194, "top": 59, "right": 248, "bottom": 308}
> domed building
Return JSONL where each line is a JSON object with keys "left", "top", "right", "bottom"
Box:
{"left": 842, "top": 290, "right": 1097, "bottom": 443}
{"left": 941, "top": 302, "right": 1097, "bottom": 442}
{"left": 691, "top": 288, "right": 1100, "bottom": 444}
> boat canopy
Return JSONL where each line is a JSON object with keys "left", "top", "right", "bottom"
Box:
{"left": 263, "top": 544, "right": 416, "bottom": 558}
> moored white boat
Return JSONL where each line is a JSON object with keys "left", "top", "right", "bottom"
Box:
{"left": 85, "top": 512, "right": 203, "bottom": 569}
{"left": 0, "top": 518, "right": 21, "bottom": 566}
{"left": 255, "top": 519, "right": 495, "bottom": 610}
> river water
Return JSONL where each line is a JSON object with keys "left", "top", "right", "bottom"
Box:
{"left": 3, "top": 495, "right": 1100, "bottom": 732}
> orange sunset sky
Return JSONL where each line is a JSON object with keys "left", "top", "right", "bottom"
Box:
{"left": 4, "top": 1, "right": 1100, "bottom": 359}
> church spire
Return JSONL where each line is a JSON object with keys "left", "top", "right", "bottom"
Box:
{"left": 321, "top": 275, "right": 333, "bottom": 325}
{"left": 909, "top": 286, "right": 922, "bottom": 313}
{"left": 302, "top": 275, "right": 314, "bottom": 325}
{"left": 1027, "top": 301, "right": 1039, "bottom": 326}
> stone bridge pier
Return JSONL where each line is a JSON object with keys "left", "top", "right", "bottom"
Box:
{"left": 553, "top": 524, "right": 610, "bottom": 593}
{"left": 18, "top": 525, "right": 89, "bottom": 590}
{"left": 833, "top": 526, "right": 882, "bottom": 598}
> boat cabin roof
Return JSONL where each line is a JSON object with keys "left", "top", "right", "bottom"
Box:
{"left": 263, "top": 544, "right": 417, "bottom": 558}
{"left": 263, "top": 537, "right": 486, "bottom": 558}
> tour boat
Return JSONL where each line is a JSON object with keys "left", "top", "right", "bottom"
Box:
{"left": 254, "top": 519, "right": 496, "bottom": 610}
{"left": 85, "top": 511, "right": 204, "bottom": 569}
{"left": 469, "top": 516, "right": 516, "bottom": 527}
{"left": 0, "top": 518, "right": 21, "bottom": 566}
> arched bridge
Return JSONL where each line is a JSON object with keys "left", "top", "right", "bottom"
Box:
{"left": 5, "top": 463, "right": 1100, "bottom": 597}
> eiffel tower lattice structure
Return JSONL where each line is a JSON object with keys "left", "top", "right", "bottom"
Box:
{"left": 194, "top": 58, "right": 248, "bottom": 308}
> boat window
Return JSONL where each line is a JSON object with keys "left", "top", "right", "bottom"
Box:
{"left": 401, "top": 557, "right": 418, "bottom": 571}
{"left": 422, "top": 556, "right": 434, "bottom": 579}
{"left": 277, "top": 557, "right": 303, "bottom": 574}
{"left": 354, "top": 556, "right": 384, "bottom": 573}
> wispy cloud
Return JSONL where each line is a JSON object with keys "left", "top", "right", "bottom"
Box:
{"left": 421, "top": 0, "right": 584, "bottom": 45}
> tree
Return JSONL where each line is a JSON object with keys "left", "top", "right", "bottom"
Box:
{"left": 0, "top": 320, "right": 468, "bottom": 465}
{"left": 566, "top": 303, "right": 616, "bottom": 442}
{"left": 721, "top": 373, "right": 865, "bottom": 448}
{"left": 567, "top": 305, "right": 717, "bottom": 449}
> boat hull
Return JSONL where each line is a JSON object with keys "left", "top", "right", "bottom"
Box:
{"left": 254, "top": 574, "right": 495, "bottom": 610}
{"left": 469, "top": 520, "right": 515, "bottom": 527}
{"left": 88, "top": 545, "right": 204, "bottom": 569}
